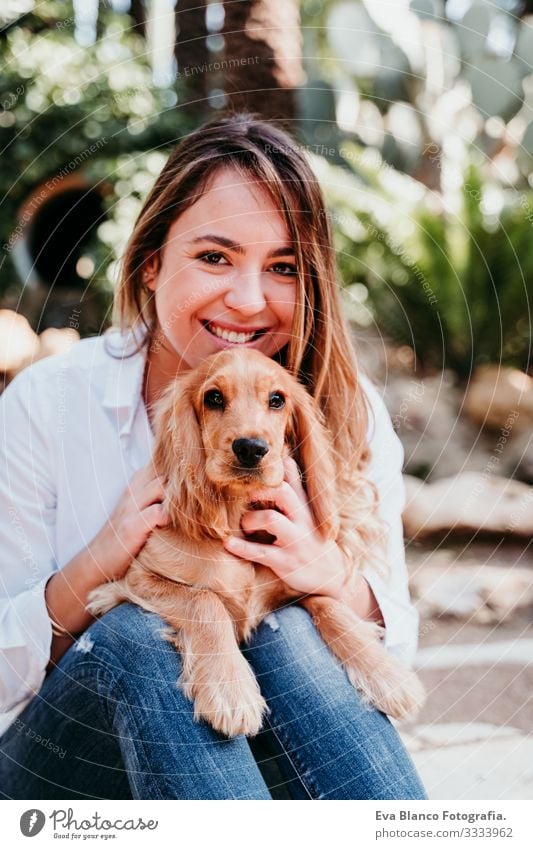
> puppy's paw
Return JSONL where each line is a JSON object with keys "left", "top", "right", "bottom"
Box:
{"left": 181, "top": 655, "right": 268, "bottom": 738}
{"left": 316, "top": 609, "right": 425, "bottom": 721}
{"left": 345, "top": 658, "right": 426, "bottom": 721}
{"left": 87, "top": 582, "right": 126, "bottom": 617}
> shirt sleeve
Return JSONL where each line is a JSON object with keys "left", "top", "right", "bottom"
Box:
{"left": 359, "top": 375, "right": 419, "bottom": 666}
{"left": 0, "top": 367, "right": 56, "bottom": 713}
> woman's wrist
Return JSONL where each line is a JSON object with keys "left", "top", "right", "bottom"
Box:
{"left": 45, "top": 558, "right": 96, "bottom": 637}
{"left": 348, "top": 574, "right": 385, "bottom": 626}
{"left": 325, "top": 545, "right": 354, "bottom": 600}
{"left": 45, "top": 534, "right": 120, "bottom": 661}
{"left": 88, "top": 520, "right": 138, "bottom": 583}
{"left": 326, "top": 545, "right": 385, "bottom": 626}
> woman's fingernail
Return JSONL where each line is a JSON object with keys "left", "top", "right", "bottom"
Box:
{"left": 226, "top": 536, "right": 239, "bottom": 548}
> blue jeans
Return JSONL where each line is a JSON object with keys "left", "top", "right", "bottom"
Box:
{"left": 0, "top": 603, "right": 426, "bottom": 799}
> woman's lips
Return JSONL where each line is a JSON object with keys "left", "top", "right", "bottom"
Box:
{"left": 201, "top": 320, "right": 269, "bottom": 346}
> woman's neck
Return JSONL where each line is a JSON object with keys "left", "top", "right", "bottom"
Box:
{"left": 142, "top": 333, "right": 188, "bottom": 424}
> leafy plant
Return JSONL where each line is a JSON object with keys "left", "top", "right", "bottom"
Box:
{"left": 0, "top": 1, "right": 198, "bottom": 327}
{"left": 319, "top": 145, "right": 533, "bottom": 377}
{"left": 307, "top": 0, "right": 533, "bottom": 191}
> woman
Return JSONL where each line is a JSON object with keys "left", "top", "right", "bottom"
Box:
{"left": 0, "top": 114, "right": 426, "bottom": 800}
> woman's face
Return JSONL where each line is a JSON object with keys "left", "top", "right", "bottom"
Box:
{"left": 145, "top": 167, "right": 298, "bottom": 372}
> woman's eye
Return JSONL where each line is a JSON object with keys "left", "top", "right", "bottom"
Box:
{"left": 271, "top": 262, "right": 297, "bottom": 277}
{"left": 199, "top": 252, "right": 228, "bottom": 266}
{"left": 204, "top": 389, "right": 225, "bottom": 409}
{"left": 269, "top": 391, "right": 286, "bottom": 409}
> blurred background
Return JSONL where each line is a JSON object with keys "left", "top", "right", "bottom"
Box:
{"left": 1, "top": 0, "right": 532, "bottom": 798}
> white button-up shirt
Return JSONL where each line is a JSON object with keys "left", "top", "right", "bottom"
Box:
{"left": 0, "top": 328, "right": 418, "bottom": 730}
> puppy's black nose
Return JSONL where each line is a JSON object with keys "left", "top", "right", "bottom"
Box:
{"left": 232, "top": 437, "right": 269, "bottom": 468}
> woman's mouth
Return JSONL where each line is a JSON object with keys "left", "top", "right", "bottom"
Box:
{"left": 201, "top": 320, "right": 268, "bottom": 345}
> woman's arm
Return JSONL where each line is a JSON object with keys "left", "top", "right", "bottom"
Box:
{"left": 328, "top": 562, "right": 385, "bottom": 626}
{"left": 0, "top": 366, "right": 169, "bottom": 713}
{"left": 356, "top": 375, "right": 419, "bottom": 663}
{"left": 1, "top": 367, "right": 58, "bottom": 712}
{"left": 45, "top": 465, "right": 170, "bottom": 665}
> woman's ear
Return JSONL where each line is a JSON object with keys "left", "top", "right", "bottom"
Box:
{"left": 287, "top": 382, "right": 340, "bottom": 540}
{"left": 151, "top": 375, "right": 228, "bottom": 540}
{"left": 142, "top": 255, "right": 159, "bottom": 291}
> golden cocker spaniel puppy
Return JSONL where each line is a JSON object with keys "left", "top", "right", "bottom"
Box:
{"left": 88, "top": 348, "right": 425, "bottom": 737}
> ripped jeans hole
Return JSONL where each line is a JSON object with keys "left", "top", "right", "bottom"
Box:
{"left": 263, "top": 613, "right": 280, "bottom": 632}
{"left": 74, "top": 633, "right": 95, "bottom": 654}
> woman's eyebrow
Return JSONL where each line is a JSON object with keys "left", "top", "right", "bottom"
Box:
{"left": 188, "top": 234, "right": 295, "bottom": 258}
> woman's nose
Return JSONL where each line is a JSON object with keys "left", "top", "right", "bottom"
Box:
{"left": 223, "top": 269, "right": 267, "bottom": 314}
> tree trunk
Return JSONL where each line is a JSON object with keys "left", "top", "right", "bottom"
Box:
{"left": 222, "top": 0, "right": 303, "bottom": 124}
{"left": 175, "top": 0, "right": 209, "bottom": 112}
{"left": 129, "top": 0, "right": 146, "bottom": 37}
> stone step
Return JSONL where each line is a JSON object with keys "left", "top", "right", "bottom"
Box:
{"left": 416, "top": 638, "right": 533, "bottom": 670}
{"left": 407, "top": 544, "right": 533, "bottom": 625}
{"left": 412, "top": 660, "right": 532, "bottom": 734}
{"left": 400, "top": 723, "right": 533, "bottom": 800}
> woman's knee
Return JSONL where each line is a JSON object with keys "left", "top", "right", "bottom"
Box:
{"left": 246, "top": 604, "right": 354, "bottom": 696}
{"left": 246, "top": 604, "right": 388, "bottom": 721}
{"left": 58, "top": 602, "right": 185, "bottom": 704}
{"left": 61, "top": 603, "right": 208, "bottom": 734}
{"left": 250, "top": 603, "right": 321, "bottom": 651}
{"left": 247, "top": 603, "right": 337, "bottom": 671}
{"left": 80, "top": 603, "right": 175, "bottom": 667}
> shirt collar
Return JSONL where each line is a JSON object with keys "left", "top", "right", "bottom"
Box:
{"left": 102, "top": 327, "right": 149, "bottom": 438}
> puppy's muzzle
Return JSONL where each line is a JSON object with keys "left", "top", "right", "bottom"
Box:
{"left": 232, "top": 437, "right": 269, "bottom": 468}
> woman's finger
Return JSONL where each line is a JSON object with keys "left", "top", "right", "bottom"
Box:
{"left": 131, "top": 462, "right": 165, "bottom": 490}
{"left": 222, "top": 535, "right": 288, "bottom": 572}
{"left": 131, "top": 476, "right": 166, "bottom": 510}
{"left": 283, "top": 456, "right": 306, "bottom": 497}
{"left": 144, "top": 503, "right": 170, "bottom": 528}
{"left": 248, "top": 480, "right": 306, "bottom": 522}
{"left": 240, "top": 508, "right": 294, "bottom": 543}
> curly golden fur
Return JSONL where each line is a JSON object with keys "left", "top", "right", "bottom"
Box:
{"left": 88, "top": 348, "right": 425, "bottom": 737}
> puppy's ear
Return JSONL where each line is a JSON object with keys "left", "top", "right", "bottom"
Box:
{"left": 152, "top": 374, "right": 228, "bottom": 540}
{"left": 287, "top": 381, "right": 339, "bottom": 540}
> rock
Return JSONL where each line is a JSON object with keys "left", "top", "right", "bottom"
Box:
{"left": 382, "top": 371, "right": 487, "bottom": 481}
{"left": 37, "top": 327, "right": 79, "bottom": 360}
{"left": 415, "top": 636, "right": 533, "bottom": 665}
{"left": 407, "top": 722, "right": 519, "bottom": 748}
{"left": 463, "top": 365, "right": 533, "bottom": 432}
{"left": 0, "top": 309, "right": 39, "bottom": 377}
{"left": 0, "top": 312, "right": 80, "bottom": 387}
{"left": 407, "top": 732, "right": 533, "bottom": 799}
{"left": 352, "top": 330, "right": 512, "bottom": 482}
{"left": 410, "top": 563, "right": 533, "bottom": 623}
{"left": 403, "top": 472, "right": 533, "bottom": 538}
{"left": 500, "top": 429, "right": 533, "bottom": 484}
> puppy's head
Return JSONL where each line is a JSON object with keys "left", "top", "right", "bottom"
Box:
{"left": 189, "top": 348, "right": 293, "bottom": 493}
{"left": 152, "top": 347, "right": 338, "bottom": 539}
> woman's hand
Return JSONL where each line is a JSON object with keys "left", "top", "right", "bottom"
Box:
{"left": 45, "top": 463, "right": 170, "bottom": 665}
{"left": 222, "top": 457, "right": 348, "bottom": 598}
{"left": 91, "top": 462, "right": 170, "bottom": 583}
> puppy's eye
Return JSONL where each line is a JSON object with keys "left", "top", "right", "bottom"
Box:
{"left": 204, "top": 389, "right": 225, "bottom": 409}
{"left": 269, "top": 391, "right": 285, "bottom": 409}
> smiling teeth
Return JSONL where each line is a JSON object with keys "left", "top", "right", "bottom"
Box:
{"left": 208, "top": 323, "right": 256, "bottom": 344}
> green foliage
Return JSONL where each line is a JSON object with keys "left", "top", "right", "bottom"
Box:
{"left": 313, "top": 0, "right": 533, "bottom": 187}
{"left": 299, "top": 1, "right": 533, "bottom": 373}
{"left": 0, "top": 1, "right": 198, "bottom": 319}
{"left": 320, "top": 148, "right": 533, "bottom": 378}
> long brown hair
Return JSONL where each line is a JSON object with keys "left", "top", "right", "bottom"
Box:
{"left": 114, "top": 114, "right": 380, "bottom": 564}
